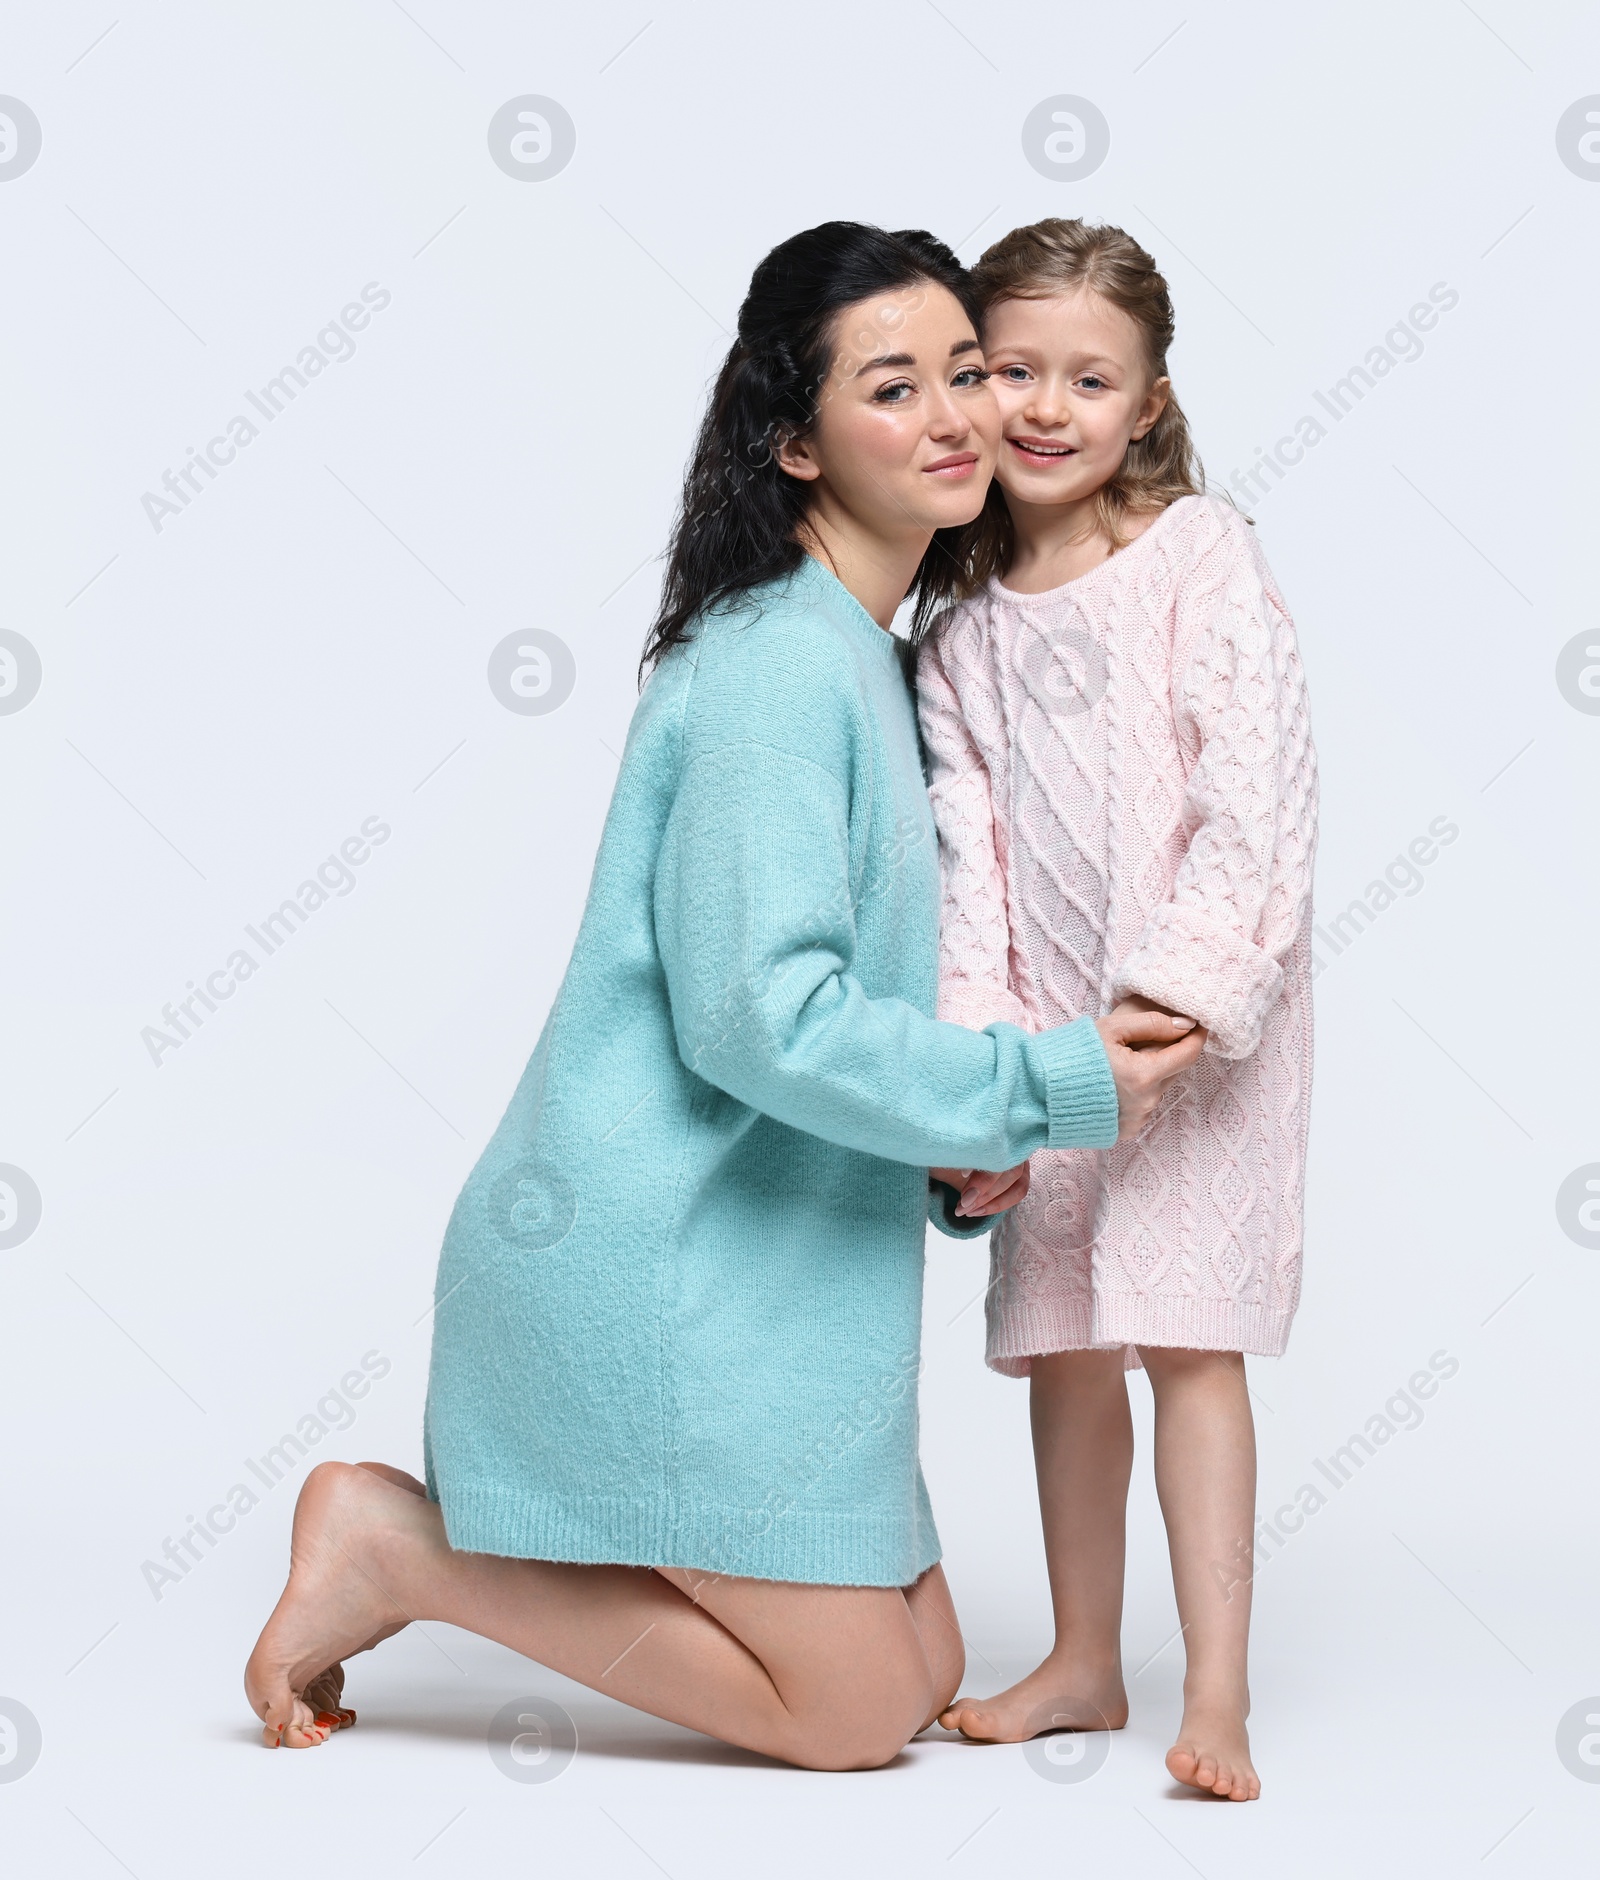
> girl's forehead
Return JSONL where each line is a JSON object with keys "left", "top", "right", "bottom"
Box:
{"left": 985, "top": 288, "right": 1144, "bottom": 354}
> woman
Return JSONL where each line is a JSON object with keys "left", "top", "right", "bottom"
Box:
{"left": 244, "top": 222, "right": 1204, "bottom": 1771}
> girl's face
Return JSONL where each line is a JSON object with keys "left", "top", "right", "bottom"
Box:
{"left": 983, "top": 289, "right": 1169, "bottom": 509}
{"left": 776, "top": 283, "right": 1000, "bottom": 540}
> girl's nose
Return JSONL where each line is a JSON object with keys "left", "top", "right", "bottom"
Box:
{"left": 1025, "top": 383, "right": 1068, "bottom": 426}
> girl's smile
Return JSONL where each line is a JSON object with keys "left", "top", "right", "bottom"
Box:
{"left": 1007, "top": 435, "right": 1080, "bottom": 462}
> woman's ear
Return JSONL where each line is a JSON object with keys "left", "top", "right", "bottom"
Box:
{"left": 774, "top": 428, "right": 822, "bottom": 483}
{"left": 1131, "top": 375, "right": 1170, "bottom": 443}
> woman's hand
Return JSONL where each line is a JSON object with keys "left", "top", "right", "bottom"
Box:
{"left": 1096, "top": 1001, "right": 1205, "bottom": 1140}
{"left": 1115, "top": 991, "right": 1199, "bottom": 1029}
{"left": 930, "top": 1163, "right": 1032, "bottom": 1218}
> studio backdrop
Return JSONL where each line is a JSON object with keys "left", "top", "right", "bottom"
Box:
{"left": 1, "top": 2, "right": 1595, "bottom": 1874}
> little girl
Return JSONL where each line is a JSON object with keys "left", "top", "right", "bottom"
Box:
{"left": 920, "top": 218, "right": 1317, "bottom": 1802}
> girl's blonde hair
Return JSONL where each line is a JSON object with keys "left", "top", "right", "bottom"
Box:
{"left": 958, "top": 217, "right": 1204, "bottom": 590}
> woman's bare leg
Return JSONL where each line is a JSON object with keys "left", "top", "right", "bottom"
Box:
{"left": 904, "top": 1562, "right": 964, "bottom": 1729}
{"left": 245, "top": 1462, "right": 945, "bottom": 1770}
{"left": 1140, "top": 1346, "right": 1259, "bottom": 1802}
{"left": 940, "top": 1346, "right": 1132, "bottom": 1741}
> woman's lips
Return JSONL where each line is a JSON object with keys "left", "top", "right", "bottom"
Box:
{"left": 1008, "top": 437, "right": 1077, "bottom": 461}
{"left": 923, "top": 452, "right": 980, "bottom": 478}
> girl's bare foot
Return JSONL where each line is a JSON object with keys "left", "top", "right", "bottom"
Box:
{"left": 939, "top": 1653, "right": 1128, "bottom": 1743}
{"left": 1166, "top": 1700, "right": 1259, "bottom": 1800}
{"left": 243, "top": 1461, "right": 428, "bottom": 1748}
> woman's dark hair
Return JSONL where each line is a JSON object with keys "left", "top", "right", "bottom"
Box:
{"left": 640, "top": 221, "right": 981, "bottom": 677}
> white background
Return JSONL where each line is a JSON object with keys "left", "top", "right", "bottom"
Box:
{"left": 2, "top": 1, "right": 1597, "bottom": 1873}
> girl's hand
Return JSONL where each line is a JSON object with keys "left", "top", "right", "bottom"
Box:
{"left": 931, "top": 1163, "right": 1032, "bottom": 1218}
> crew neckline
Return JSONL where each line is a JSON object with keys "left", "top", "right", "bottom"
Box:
{"left": 792, "top": 554, "right": 904, "bottom": 666}
{"left": 991, "top": 493, "right": 1206, "bottom": 604}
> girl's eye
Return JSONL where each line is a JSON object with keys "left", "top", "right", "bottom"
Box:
{"left": 874, "top": 378, "right": 915, "bottom": 403}
{"left": 999, "top": 365, "right": 1030, "bottom": 382}
{"left": 1077, "top": 375, "right": 1106, "bottom": 391}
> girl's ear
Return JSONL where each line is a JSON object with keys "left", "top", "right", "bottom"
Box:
{"left": 774, "top": 427, "right": 822, "bottom": 483}
{"left": 1131, "top": 375, "right": 1171, "bottom": 442}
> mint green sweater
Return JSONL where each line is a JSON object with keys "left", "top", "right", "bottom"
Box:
{"left": 422, "top": 556, "right": 1118, "bottom": 1586}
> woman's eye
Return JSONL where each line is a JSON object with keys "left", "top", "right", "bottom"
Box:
{"left": 952, "top": 366, "right": 989, "bottom": 387}
{"left": 874, "top": 379, "right": 915, "bottom": 403}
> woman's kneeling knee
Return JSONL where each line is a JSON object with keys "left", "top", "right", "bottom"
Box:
{"left": 784, "top": 1686, "right": 932, "bottom": 1772}
{"left": 790, "top": 1725, "right": 911, "bottom": 1773}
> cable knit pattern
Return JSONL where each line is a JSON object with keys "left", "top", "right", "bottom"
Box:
{"left": 918, "top": 495, "right": 1318, "bottom": 1371}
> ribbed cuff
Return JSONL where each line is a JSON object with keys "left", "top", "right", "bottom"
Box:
{"left": 1115, "top": 903, "right": 1282, "bottom": 1060}
{"left": 1030, "top": 1015, "right": 1119, "bottom": 1149}
{"left": 927, "top": 1178, "right": 999, "bottom": 1240}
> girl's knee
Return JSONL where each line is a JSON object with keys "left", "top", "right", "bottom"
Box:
{"left": 1032, "top": 1346, "right": 1129, "bottom": 1395}
{"left": 1139, "top": 1346, "right": 1245, "bottom": 1388}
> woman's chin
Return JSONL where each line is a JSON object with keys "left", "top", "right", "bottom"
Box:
{"left": 919, "top": 487, "right": 993, "bottom": 531}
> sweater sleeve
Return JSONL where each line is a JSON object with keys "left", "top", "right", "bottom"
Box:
{"left": 1112, "top": 513, "right": 1317, "bottom": 1060}
{"left": 927, "top": 1177, "right": 1004, "bottom": 1239}
{"left": 654, "top": 738, "right": 1118, "bottom": 1168}
{"left": 916, "top": 628, "right": 1031, "bottom": 1033}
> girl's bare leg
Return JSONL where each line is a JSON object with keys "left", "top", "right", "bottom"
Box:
{"left": 1141, "top": 1346, "right": 1259, "bottom": 1802}
{"left": 940, "top": 1346, "right": 1132, "bottom": 1742}
{"left": 244, "top": 1462, "right": 956, "bottom": 1771}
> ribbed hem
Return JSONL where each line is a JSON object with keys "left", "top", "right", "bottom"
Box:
{"left": 986, "top": 1286, "right": 1289, "bottom": 1373}
{"left": 1094, "top": 1291, "right": 1291, "bottom": 1356}
{"left": 987, "top": 1288, "right": 1101, "bottom": 1378}
{"left": 435, "top": 1482, "right": 941, "bottom": 1590}
{"left": 1031, "top": 1016, "right": 1119, "bottom": 1149}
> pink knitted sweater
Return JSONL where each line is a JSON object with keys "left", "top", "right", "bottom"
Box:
{"left": 917, "top": 494, "right": 1317, "bottom": 1369}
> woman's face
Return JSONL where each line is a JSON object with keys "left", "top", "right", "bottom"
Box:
{"left": 983, "top": 289, "right": 1168, "bottom": 509}
{"left": 776, "top": 282, "right": 999, "bottom": 540}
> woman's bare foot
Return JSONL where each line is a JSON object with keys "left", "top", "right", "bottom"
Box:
{"left": 939, "top": 1652, "right": 1128, "bottom": 1743}
{"left": 1166, "top": 1700, "right": 1259, "bottom": 1800}
{"left": 355, "top": 1461, "right": 429, "bottom": 1498}
{"left": 298, "top": 1663, "right": 356, "bottom": 1738}
{"left": 244, "top": 1461, "right": 428, "bottom": 1748}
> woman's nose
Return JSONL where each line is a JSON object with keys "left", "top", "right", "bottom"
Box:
{"left": 926, "top": 384, "right": 969, "bottom": 439}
